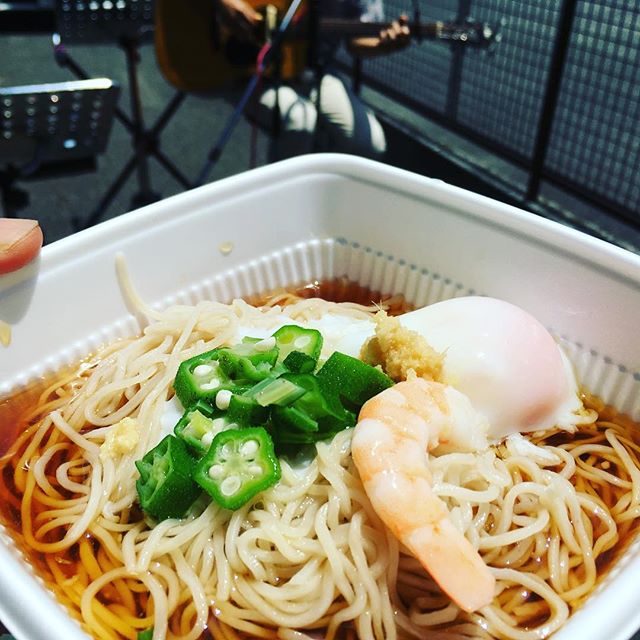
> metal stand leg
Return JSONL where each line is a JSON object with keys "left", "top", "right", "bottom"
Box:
{"left": 121, "top": 36, "right": 160, "bottom": 208}
{"left": 145, "top": 91, "right": 190, "bottom": 188}
{"left": 78, "top": 154, "right": 138, "bottom": 229}
{"left": 194, "top": 0, "right": 306, "bottom": 186}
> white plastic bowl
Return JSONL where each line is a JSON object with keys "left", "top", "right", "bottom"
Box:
{"left": 1, "top": 154, "right": 640, "bottom": 640}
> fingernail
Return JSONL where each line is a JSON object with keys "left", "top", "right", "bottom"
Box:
{"left": 0, "top": 218, "right": 39, "bottom": 251}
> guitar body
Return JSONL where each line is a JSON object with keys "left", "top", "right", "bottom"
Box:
{"left": 155, "top": 2, "right": 496, "bottom": 92}
{"left": 155, "top": 0, "right": 308, "bottom": 92}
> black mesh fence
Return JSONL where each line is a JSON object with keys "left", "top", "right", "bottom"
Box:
{"left": 545, "top": 0, "right": 640, "bottom": 217}
{"left": 346, "top": 0, "right": 640, "bottom": 224}
{"left": 363, "top": 0, "right": 456, "bottom": 116}
{"left": 457, "top": 0, "right": 560, "bottom": 160}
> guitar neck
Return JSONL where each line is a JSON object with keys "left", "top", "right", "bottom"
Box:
{"left": 318, "top": 18, "right": 442, "bottom": 40}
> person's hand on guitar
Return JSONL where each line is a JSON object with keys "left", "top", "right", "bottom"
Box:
{"left": 347, "top": 15, "right": 411, "bottom": 58}
{"left": 216, "top": 0, "right": 262, "bottom": 42}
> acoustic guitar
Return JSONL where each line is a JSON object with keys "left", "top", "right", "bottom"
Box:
{"left": 155, "top": 0, "right": 497, "bottom": 92}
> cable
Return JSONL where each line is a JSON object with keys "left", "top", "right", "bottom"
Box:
{"left": 249, "top": 42, "right": 271, "bottom": 169}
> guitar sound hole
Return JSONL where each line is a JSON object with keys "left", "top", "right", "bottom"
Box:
{"left": 225, "top": 37, "right": 261, "bottom": 66}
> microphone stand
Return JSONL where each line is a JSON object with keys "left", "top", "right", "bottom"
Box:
{"left": 193, "top": 0, "right": 306, "bottom": 188}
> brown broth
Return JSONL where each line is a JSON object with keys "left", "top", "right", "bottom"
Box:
{"left": 246, "top": 276, "right": 412, "bottom": 314}
{"left": 0, "top": 374, "right": 48, "bottom": 456}
{"left": 0, "top": 281, "right": 638, "bottom": 639}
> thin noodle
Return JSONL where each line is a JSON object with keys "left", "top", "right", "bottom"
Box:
{"left": 1, "top": 292, "right": 640, "bottom": 640}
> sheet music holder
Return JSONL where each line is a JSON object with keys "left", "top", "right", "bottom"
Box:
{"left": 0, "top": 78, "right": 119, "bottom": 215}
{"left": 0, "top": 0, "right": 55, "bottom": 34}
{"left": 54, "top": 0, "right": 154, "bottom": 44}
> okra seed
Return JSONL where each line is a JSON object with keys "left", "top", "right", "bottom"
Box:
{"left": 208, "top": 464, "right": 224, "bottom": 479}
{"left": 240, "top": 439, "right": 260, "bottom": 457}
{"left": 202, "top": 431, "right": 214, "bottom": 448}
{"left": 294, "top": 335, "right": 311, "bottom": 348}
{"left": 216, "top": 389, "right": 233, "bottom": 410}
{"left": 249, "top": 464, "right": 262, "bottom": 476}
{"left": 255, "top": 337, "right": 276, "bottom": 352}
{"left": 200, "top": 379, "right": 220, "bottom": 391}
{"left": 220, "top": 475, "right": 242, "bottom": 496}
{"left": 221, "top": 443, "right": 234, "bottom": 458}
{"left": 193, "top": 364, "right": 214, "bottom": 377}
{"left": 212, "top": 417, "right": 228, "bottom": 430}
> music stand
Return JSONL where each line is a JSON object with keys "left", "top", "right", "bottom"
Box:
{"left": 55, "top": 0, "right": 155, "bottom": 44}
{"left": 0, "top": 78, "right": 119, "bottom": 217}
{"left": 51, "top": 0, "right": 189, "bottom": 227}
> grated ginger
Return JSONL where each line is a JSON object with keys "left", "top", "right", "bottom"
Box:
{"left": 360, "top": 311, "right": 444, "bottom": 382}
{"left": 100, "top": 417, "right": 141, "bottom": 460}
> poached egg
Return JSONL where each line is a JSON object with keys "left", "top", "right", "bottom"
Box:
{"left": 332, "top": 296, "right": 585, "bottom": 440}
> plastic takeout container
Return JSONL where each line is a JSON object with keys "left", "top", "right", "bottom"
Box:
{"left": 2, "top": 154, "right": 640, "bottom": 640}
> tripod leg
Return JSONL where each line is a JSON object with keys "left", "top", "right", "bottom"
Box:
{"left": 123, "top": 38, "right": 160, "bottom": 207}
{"left": 149, "top": 91, "right": 187, "bottom": 139}
{"left": 0, "top": 168, "right": 29, "bottom": 217}
{"left": 0, "top": 185, "right": 30, "bottom": 217}
{"left": 153, "top": 149, "right": 191, "bottom": 189}
{"left": 146, "top": 91, "right": 191, "bottom": 188}
{"left": 52, "top": 38, "right": 135, "bottom": 132}
{"left": 78, "top": 154, "right": 137, "bottom": 230}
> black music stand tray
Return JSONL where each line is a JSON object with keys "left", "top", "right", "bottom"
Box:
{"left": 51, "top": 0, "right": 189, "bottom": 228}
{"left": 0, "top": 79, "right": 119, "bottom": 217}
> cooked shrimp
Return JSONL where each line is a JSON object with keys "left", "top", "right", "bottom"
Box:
{"left": 351, "top": 377, "right": 495, "bottom": 612}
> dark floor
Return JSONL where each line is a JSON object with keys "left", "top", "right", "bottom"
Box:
{"left": 1, "top": 33, "right": 268, "bottom": 243}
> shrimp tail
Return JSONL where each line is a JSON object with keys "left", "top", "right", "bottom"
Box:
{"left": 352, "top": 378, "right": 495, "bottom": 612}
{"left": 405, "top": 516, "right": 495, "bottom": 612}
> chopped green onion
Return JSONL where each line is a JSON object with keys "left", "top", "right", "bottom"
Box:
{"left": 248, "top": 376, "right": 307, "bottom": 407}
